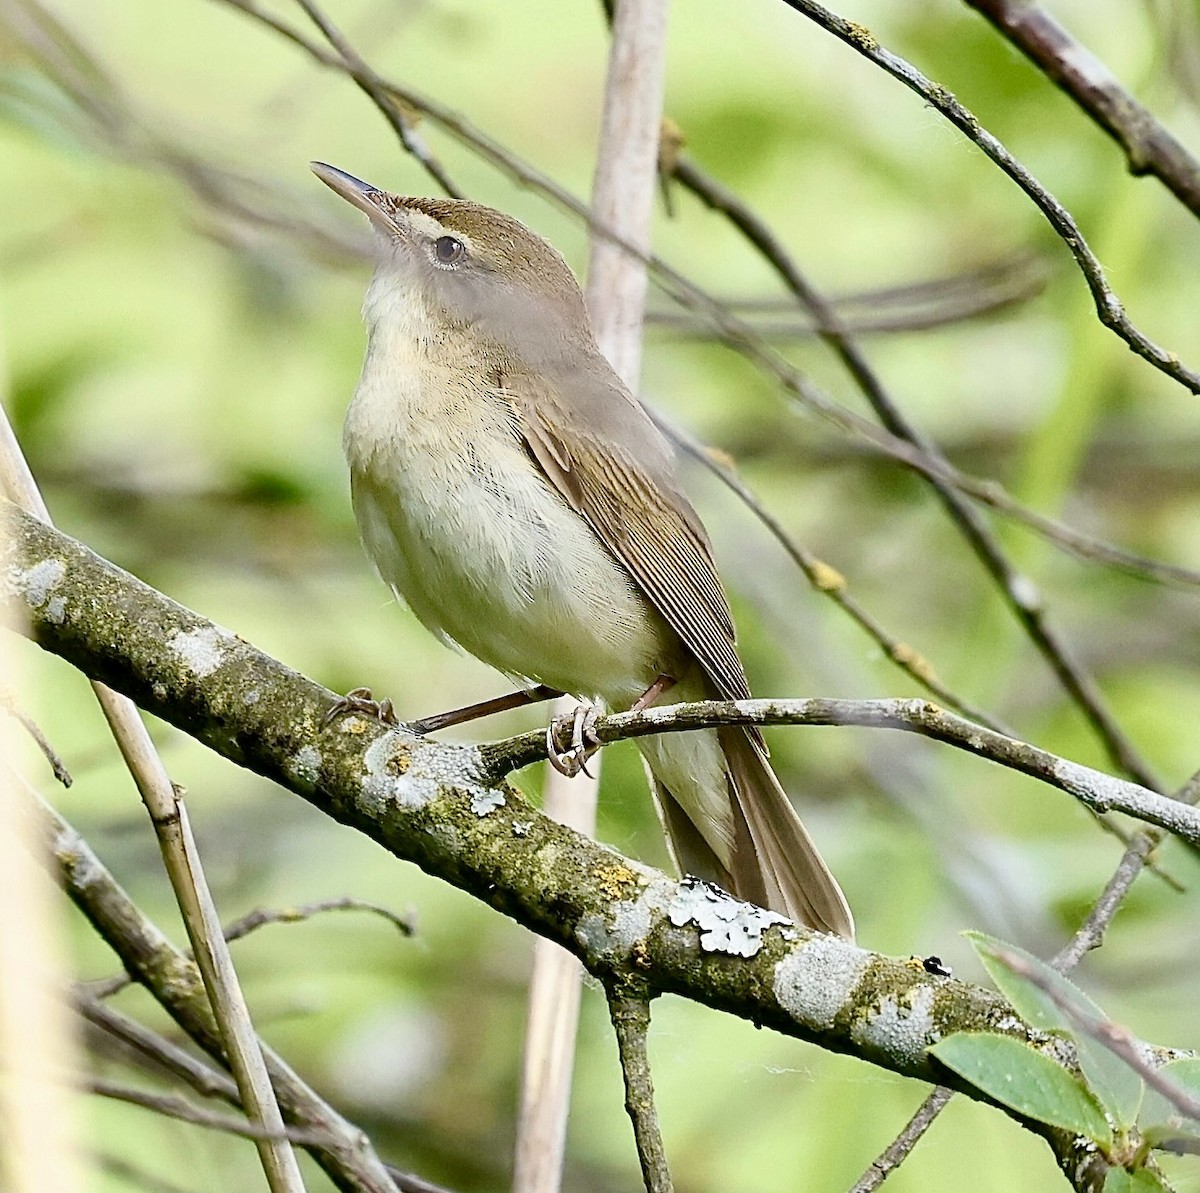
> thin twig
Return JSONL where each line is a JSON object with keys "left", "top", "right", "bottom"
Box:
{"left": 75, "top": 991, "right": 239, "bottom": 1103}
{"left": 483, "top": 697, "right": 1200, "bottom": 848}
{"left": 223, "top": 896, "right": 416, "bottom": 943}
{"left": 606, "top": 988, "right": 673, "bottom": 1193}
{"left": 776, "top": 0, "right": 1200, "bottom": 395}
{"left": 649, "top": 254, "right": 1047, "bottom": 337}
{"left": 89, "top": 1077, "right": 335, "bottom": 1147}
{"left": 1053, "top": 833, "right": 1162, "bottom": 974}
{"left": 290, "top": 0, "right": 463, "bottom": 199}
{"left": 964, "top": 0, "right": 1200, "bottom": 220}
{"left": 88, "top": 895, "right": 414, "bottom": 1001}
{"left": 847, "top": 1086, "right": 954, "bottom": 1193}
{"left": 0, "top": 685, "right": 72, "bottom": 786}
{"left": 1053, "top": 768, "right": 1200, "bottom": 972}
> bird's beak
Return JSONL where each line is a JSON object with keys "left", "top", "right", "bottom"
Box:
{"left": 311, "top": 162, "right": 403, "bottom": 235}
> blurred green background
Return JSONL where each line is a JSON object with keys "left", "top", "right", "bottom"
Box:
{"left": 2, "top": 0, "right": 1199, "bottom": 1189}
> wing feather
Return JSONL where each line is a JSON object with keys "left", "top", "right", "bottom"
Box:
{"left": 505, "top": 363, "right": 752, "bottom": 706}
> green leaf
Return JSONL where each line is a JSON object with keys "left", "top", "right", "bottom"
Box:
{"left": 966, "top": 931, "right": 1102, "bottom": 1030}
{"left": 966, "top": 932, "right": 1144, "bottom": 1127}
{"left": 930, "top": 1031, "right": 1111, "bottom": 1141}
{"left": 1103, "top": 1169, "right": 1171, "bottom": 1192}
{"left": 1138, "top": 1058, "right": 1200, "bottom": 1135}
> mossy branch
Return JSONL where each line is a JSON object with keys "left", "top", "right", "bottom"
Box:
{"left": 1, "top": 500, "right": 1163, "bottom": 1188}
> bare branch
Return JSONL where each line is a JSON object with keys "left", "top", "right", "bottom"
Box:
{"left": 1053, "top": 768, "right": 1200, "bottom": 972}
{"left": 648, "top": 254, "right": 1047, "bottom": 338}
{"left": 964, "top": 0, "right": 1200, "bottom": 220}
{"left": 291, "top": 0, "right": 463, "bottom": 199}
{"left": 846, "top": 1087, "right": 953, "bottom": 1193}
{"left": 606, "top": 987, "right": 673, "bottom": 1193}
{"left": 88, "top": 895, "right": 414, "bottom": 1002}
{"left": 223, "top": 897, "right": 416, "bottom": 944}
{"left": 75, "top": 990, "right": 239, "bottom": 1103}
{"left": 0, "top": 686, "right": 72, "bottom": 786}
{"left": 89, "top": 1077, "right": 336, "bottom": 1147}
{"left": 486, "top": 698, "right": 1200, "bottom": 849}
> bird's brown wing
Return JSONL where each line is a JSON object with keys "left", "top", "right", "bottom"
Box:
{"left": 501, "top": 361, "right": 752, "bottom": 706}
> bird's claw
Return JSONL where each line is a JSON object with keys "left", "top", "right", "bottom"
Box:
{"left": 545, "top": 702, "right": 601, "bottom": 778}
{"left": 325, "top": 686, "right": 398, "bottom": 727}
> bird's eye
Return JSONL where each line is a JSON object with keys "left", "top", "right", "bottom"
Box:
{"left": 433, "top": 236, "right": 465, "bottom": 265}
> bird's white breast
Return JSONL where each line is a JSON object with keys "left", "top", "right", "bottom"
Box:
{"left": 343, "top": 274, "right": 669, "bottom": 701}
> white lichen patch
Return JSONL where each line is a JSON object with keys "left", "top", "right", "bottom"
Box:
{"left": 168, "top": 625, "right": 231, "bottom": 678}
{"left": 576, "top": 913, "right": 612, "bottom": 956}
{"left": 285, "top": 744, "right": 322, "bottom": 787}
{"left": 242, "top": 688, "right": 262, "bottom": 705}
{"left": 46, "top": 595, "right": 66, "bottom": 624}
{"left": 774, "top": 936, "right": 871, "bottom": 1029}
{"left": 361, "top": 735, "right": 495, "bottom": 815}
{"left": 850, "top": 982, "right": 939, "bottom": 1067}
{"left": 573, "top": 879, "right": 672, "bottom": 961}
{"left": 471, "top": 789, "right": 505, "bottom": 816}
{"left": 612, "top": 880, "right": 671, "bottom": 949}
{"left": 7, "top": 559, "right": 66, "bottom": 609}
{"left": 361, "top": 733, "right": 432, "bottom": 809}
{"left": 512, "top": 820, "right": 532, "bottom": 837}
{"left": 668, "top": 877, "right": 790, "bottom": 958}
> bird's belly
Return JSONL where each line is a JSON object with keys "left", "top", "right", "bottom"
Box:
{"left": 349, "top": 429, "right": 673, "bottom": 703}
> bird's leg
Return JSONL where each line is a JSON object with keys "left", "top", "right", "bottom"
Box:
{"left": 324, "top": 686, "right": 398, "bottom": 726}
{"left": 630, "top": 673, "right": 677, "bottom": 713}
{"left": 545, "top": 674, "right": 677, "bottom": 777}
{"left": 546, "top": 702, "right": 602, "bottom": 778}
{"left": 410, "top": 684, "right": 563, "bottom": 735}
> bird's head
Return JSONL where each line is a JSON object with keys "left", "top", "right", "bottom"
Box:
{"left": 312, "top": 162, "right": 592, "bottom": 365}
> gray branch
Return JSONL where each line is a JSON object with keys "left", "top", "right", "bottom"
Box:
{"left": 964, "top": 0, "right": 1200, "bottom": 220}
{"left": 485, "top": 700, "right": 1200, "bottom": 849}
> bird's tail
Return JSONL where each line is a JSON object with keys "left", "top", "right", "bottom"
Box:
{"left": 643, "top": 724, "right": 854, "bottom": 939}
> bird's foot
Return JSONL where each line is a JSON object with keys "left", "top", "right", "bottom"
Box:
{"left": 545, "top": 702, "right": 602, "bottom": 778}
{"left": 324, "top": 686, "right": 398, "bottom": 727}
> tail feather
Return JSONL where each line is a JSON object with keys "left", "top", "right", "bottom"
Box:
{"left": 643, "top": 727, "right": 854, "bottom": 940}
{"left": 720, "top": 726, "right": 854, "bottom": 938}
{"left": 648, "top": 769, "right": 771, "bottom": 911}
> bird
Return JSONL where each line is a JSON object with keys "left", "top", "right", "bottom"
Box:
{"left": 313, "top": 161, "right": 854, "bottom": 939}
